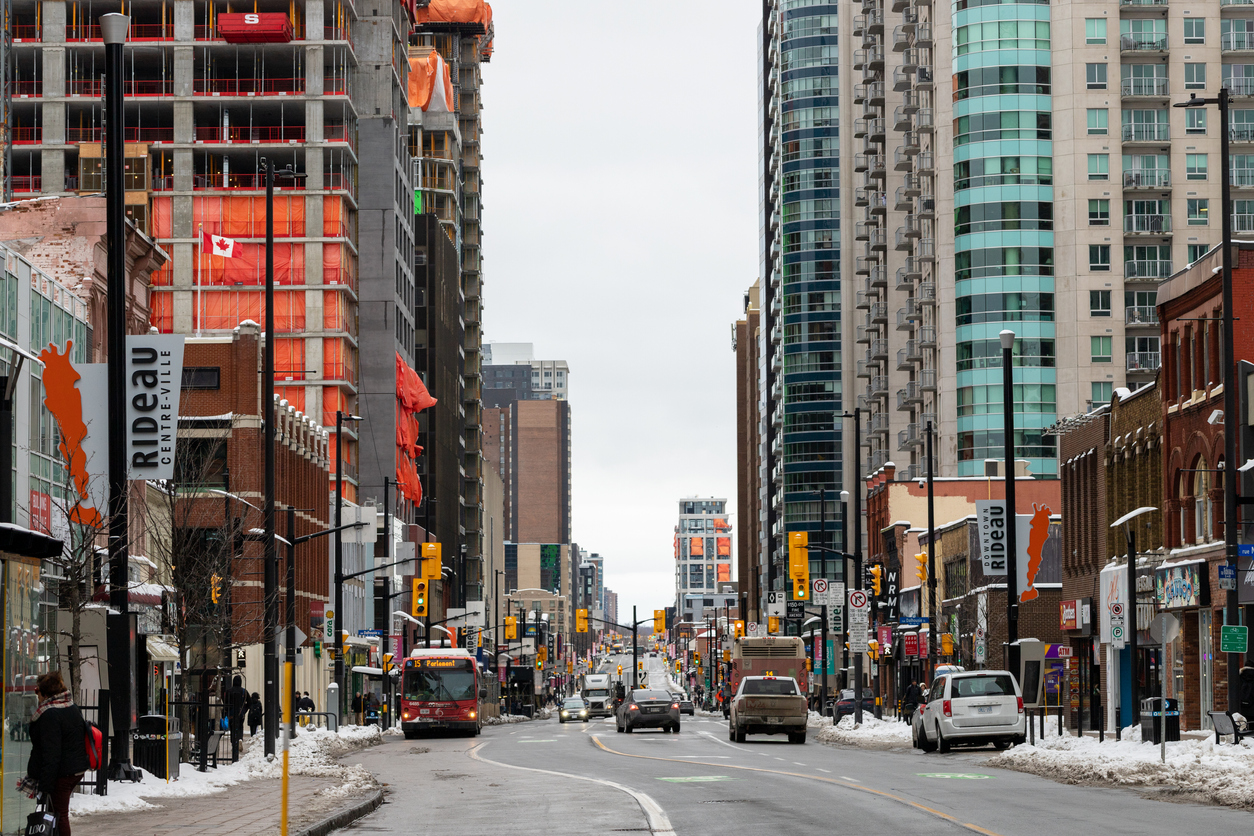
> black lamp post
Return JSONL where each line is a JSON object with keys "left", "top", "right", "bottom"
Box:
{"left": 1000, "top": 329, "right": 1019, "bottom": 675}
{"left": 1175, "top": 90, "right": 1240, "bottom": 717}
{"left": 926, "top": 420, "right": 936, "bottom": 680}
{"left": 844, "top": 408, "right": 865, "bottom": 725}
{"left": 840, "top": 489, "right": 850, "bottom": 691}
{"left": 333, "top": 408, "right": 363, "bottom": 723}
{"left": 101, "top": 11, "right": 140, "bottom": 781}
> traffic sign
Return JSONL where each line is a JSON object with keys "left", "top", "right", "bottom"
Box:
{"left": 849, "top": 590, "right": 868, "bottom": 610}
{"left": 1221, "top": 625, "right": 1249, "bottom": 654}
{"left": 1109, "top": 602, "right": 1125, "bottom": 618}
{"left": 974, "top": 626, "right": 986, "bottom": 640}
{"left": 1220, "top": 562, "right": 1238, "bottom": 591}
{"left": 975, "top": 640, "right": 986, "bottom": 661}
{"left": 786, "top": 600, "right": 806, "bottom": 620}
{"left": 747, "top": 621, "right": 761, "bottom": 637}
{"left": 1111, "top": 616, "right": 1126, "bottom": 649}
{"left": 1239, "top": 544, "right": 1254, "bottom": 557}
{"left": 1149, "top": 613, "right": 1180, "bottom": 645}
{"left": 813, "top": 578, "right": 828, "bottom": 596}
{"left": 766, "top": 592, "right": 786, "bottom": 618}
{"left": 849, "top": 626, "right": 870, "bottom": 653}
{"left": 828, "top": 607, "right": 843, "bottom": 632}
{"left": 900, "top": 616, "right": 930, "bottom": 626}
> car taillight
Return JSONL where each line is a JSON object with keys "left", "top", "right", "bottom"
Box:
{"left": 1017, "top": 697, "right": 1024, "bottom": 713}
{"left": 628, "top": 704, "right": 639, "bottom": 711}
{"left": 942, "top": 700, "right": 952, "bottom": 717}
{"left": 671, "top": 703, "right": 679, "bottom": 709}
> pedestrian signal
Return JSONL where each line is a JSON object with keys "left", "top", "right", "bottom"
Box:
{"left": 915, "top": 551, "right": 928, "bottom": 583}
{"left": 768, "top": 616, "right": 780, "bottom": 634}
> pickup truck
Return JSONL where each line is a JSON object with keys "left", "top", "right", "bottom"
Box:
{"left": 728, "top": 675, "right": 808, "bottom": 744}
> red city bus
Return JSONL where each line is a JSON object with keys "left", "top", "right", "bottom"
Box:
{"left": 400, "top": 648, "right": 484, "bottom": 738}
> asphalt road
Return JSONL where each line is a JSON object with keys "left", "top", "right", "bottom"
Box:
{"left": 346, "top": 656, "right": 1251, "bottom": 835}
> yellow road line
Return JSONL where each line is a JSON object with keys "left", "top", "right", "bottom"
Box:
{"left": 589, "top": 735, "right": 1006, "bottom": 836}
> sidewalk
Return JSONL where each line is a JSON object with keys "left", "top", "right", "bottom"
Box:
{"left": 82, "top": 775, "right": 382, "bottom": 836}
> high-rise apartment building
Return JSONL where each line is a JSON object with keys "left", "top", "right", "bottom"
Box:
{"left": 484, "top": 342, "right": 570, "bottom": 401}
{"left": 757, "top": 2, "right": 847, "bottom": 607}
{"left": 733, "top": 282, "right": 763, "bottom": 623}
{"left": 673, "top": 497, "right": 731, "bottom": 622}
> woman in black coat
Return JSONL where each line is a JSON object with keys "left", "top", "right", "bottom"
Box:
{"left": 22, "top": 672, "right": 90, "bottom": 836}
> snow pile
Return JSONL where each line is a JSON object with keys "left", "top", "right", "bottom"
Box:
{"left": 484, "top": 713, "right": 532, "bottom": 726}
{"left": 70, "top": 724, "right": 382, "bottom": 819}
{"left": 808, "top": 711, "right": 914, "bottom": 749}
{"left": 989, "top": 730, "right": 1254, "bottom": 808}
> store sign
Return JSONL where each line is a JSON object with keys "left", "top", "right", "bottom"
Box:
{"left": 1239, "top": 555, "right": 1254, "bottom": 605}
{"left": 903, "top": 632, "right": 918, "bottom": 657}
{"left": 125, "top": 335, "right": 185, "bottom": 480}
{"left": 1155, "top": 561, "right": 1210, "bottom": 610}
{"left": 1060, "top": 599, "right": 1079, "bottom": 630}
{"left": 976, "top": 500, "right": 1009, "bottom": 576}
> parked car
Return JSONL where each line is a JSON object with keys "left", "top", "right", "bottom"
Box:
{"left": 828, "top": 688, "right": 877, "bottom": 723}
{"left": 915, "top": 670, "right": 1025, "bottom": 752}
{"left": 616, "top": 689, "right": 681, "bottom": 733}
{"left": 559, "top": 697, "right": 589, "bottom": 724}
{"left": 669, "top": 692, "right": 695, "bottom": 715}
{"left": 728, "top": 676, "right": 808, "bottom": 744}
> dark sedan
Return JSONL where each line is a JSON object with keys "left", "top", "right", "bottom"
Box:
{"left": 828, "top": 689, "right": 877, "bottom": 723}
{"left": 670, "top": 692, "right": 695, "bottom": 716}
{"left": 616, "top": 689, "right": 681, "bottom": 733}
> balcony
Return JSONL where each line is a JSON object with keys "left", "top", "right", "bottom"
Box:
{"left": 903, "top": 256, "right": 923, "bottom": 280}
{"left": 915, "top": 66, "right": 935, "bottom": 89}
{"left": 892, "top": 25, "right": 911, "bottom": 51}
{"left": 901, "top": 90, "right": 921, "bottom": 113}
{"left": 1124, "top": 213, "right": 1171, "bottom": 233}
{"left": 856, "top": 326, "right": 873, "bottom": 345}
{"left": 898, "top": 349, "right": 913, "bottom": 370}
{"left": 918, "top": 280, "right": 936, "bottom": 304}
{"left": 892, "top": 106, "right": 913, "bottom": 132}
{"left": 870, "top": 339, "right": 889, "bottom": 360}
{"left": 894, "top": 148, "right": 915, "bottom": 171}
{"left": 869, "top": 264, "right": 888, "bottom": 286}
{"left": 916, "top": 152, "right": 935, "bottom": 173}
{"left": 1125, "top": 259, "right": 1173, "bottom": 278}
{"left": 902, "top": 173, "right": 923, "bottom": 196}
{"left": 1127, "top": 352, "right": 1161, "bottom": 372}
{"left": 856, "top": 360, "right": 874, "bottom": 378}
{"left": 1233, "top": 78, "right": 1254, "bottom": 97}
{"left": 917, "top": 238, "right": 937, "bottom": 261}
{"left": 1120, "top": 34, "right": 1168, "bottom": 51}
{"left": 868, "top": 226, "right": 888, "bottom": 249}
{"left": 915, "top": 23, "right": 933, "bottom": 46}
{"left": 915, "top": 108, "right": 934, "bottom": 133}
{"left": 869, "top": 410, "right": 891, "bottom": 435}
{"left": 895, "top": 227, "right": 916, "bottom": 250}
{"left": 893, "top": 67, "right": 913, "bottom": 92}
{"left": 902, "top": 131, "right": 921, "bottom": 154}
{"left": 856, "top": 291, "right": 875, "bottom": 310}
{"left": 896, "top": 267, "right": 915, "bottom": 290}
{"left": 1120, "top": 0, "right": 1167, "bottom": 5}
{"left": 1224, "top": 32, "right": 1254, "bottom": 51}
{"left": 1123, "top": 168, "right": 1171, "bottom": 188}
{"left": 855, "top": 117, "right": 885, "bottom": 139}
{"left": 1126, "top": 305, "right": 1159, "bottom": 324}
{"left": 906, "top": 339, "right": 922, "bottom": 361}
{"left": 919, "top": 368, "right": 937, "bottom": 391}
{"left": 1121, "top": 77, "right": 1169, "bottom": 97}
{"left": 919, "top": 327, "right": 937, "bottom": 347}
{"left": 898, "top": 425, "right": 919, "bottom": 451}
{"left": 1224, "top": 0, "right": 1254, "bottom": 5}
{"left": 869, "top": 302, "right": 888, "bottom": 323}
{"left": 855, "top": 256, "right": 875, "bottom": 275}
{"left": 1121, "top": 123, "right": 1170, "bottom": 142}
{"left": 1232, "top": 125, "right": 1254, "bottom": 142}
{"left": 897, "top": 307, "right": 917, "bottom": 330}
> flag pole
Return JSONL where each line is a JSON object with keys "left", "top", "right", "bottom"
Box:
{"left": 196, "top": 222, "right": 203, "bottom": 337}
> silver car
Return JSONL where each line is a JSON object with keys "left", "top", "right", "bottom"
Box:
{"left": 916, "top": 670, "right": 1025, "bottom": 752}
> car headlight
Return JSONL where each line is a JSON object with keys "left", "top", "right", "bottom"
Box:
{"left": 561, "top": 711, "right": 568, "bottom": 716}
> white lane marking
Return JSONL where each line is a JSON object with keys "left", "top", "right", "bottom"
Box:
{"left": 775, "top": 757, "right": 786, "bottom": 761}
{"left": 817, "top": 768, "right": 832, "bottom": 774}
{"left": 695, "top": 730, "right": 742, "bottom": 752}
{"left": 793, "top": 762, "right": 806, "bottom": 766}
{"left": 469, "top": 742, "right": 675, "bottom": 834}
{"left": 841, "top": 776, "right": 861, "bottom": 783}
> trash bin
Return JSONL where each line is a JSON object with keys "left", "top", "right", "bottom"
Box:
{"left": 133, "top": 715, "right": 181, "bottom": 780}
{"left": 1140, "top": 698, "right": 1180, "bottom": 744}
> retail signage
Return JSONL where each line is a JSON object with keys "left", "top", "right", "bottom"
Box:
{"left": 1155, "top": 561, "right": 1210, "bottom": 609}
{"left": 1060, "top": 599, "right": 1080, "bottom": 631}
{"left": 976, "top": 500, "right": 1009, "bottom": 575}
{"left": 878, "top": 626, "right": 893, "bottom": 650}
{"left": 125, "top": 335, "right": 186, "bottom": 480}
{"left": 1240, "top": 556, "right": 1254, "bottom": 605}
{"left": 828, "top": 607, "right": 843, "bottom": 633}
{"left": 903, "top": 632, "right": 919, "bottom": 657}
{"left": 882, "top": 568, "right": 900, "bottom": 621}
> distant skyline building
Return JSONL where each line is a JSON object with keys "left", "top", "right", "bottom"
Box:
{"left": 674, "top": 497, "right": 731, "bottom": 624}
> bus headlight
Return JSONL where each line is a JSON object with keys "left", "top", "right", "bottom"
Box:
{"left": 468, "top": 711, "right": 477, "bottom": 719}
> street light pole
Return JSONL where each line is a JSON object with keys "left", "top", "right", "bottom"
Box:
{"left": 1000, "top": 329, "right": 1019, "bottom": 674}
{"left": 262, "top": 157, "right": 279, "bottom": 756}
{"left": 333, "top": 409, "right": 362, "bottom": 723}
{"left": 101, "top": 11, "right": 138, "bottom": 781}
{"left": 926, "top": 420, "right": 936, "bottom": 681}
{"left": 850, "top": 407, "right": 865, "bottom": 725}
{"left": 840, "top": 490, "right": 850, "bottom": 692}
{"left": 819, "top": 487, "right": 828, "bottom": 717}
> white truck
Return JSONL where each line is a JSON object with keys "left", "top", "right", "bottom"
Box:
{"left": 579, "top": 673, "right": 613, "bottom": 717}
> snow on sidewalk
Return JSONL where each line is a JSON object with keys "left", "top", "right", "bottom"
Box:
{"left": 988, "top": 725, "right": 1254, "bottom": 808}
{"left": 70, "top": 724, "right": 383, "bottom": 819}
{"left": 807, "top": 711, "right": 915, "bottom": 749}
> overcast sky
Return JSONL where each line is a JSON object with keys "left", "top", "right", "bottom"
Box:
{"left": 480, "top": 1, "right": 762, "bottom": 618}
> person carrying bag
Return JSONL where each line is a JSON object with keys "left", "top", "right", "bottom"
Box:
{"left": 19, "top": 672, "right": 90, "bottom": 836}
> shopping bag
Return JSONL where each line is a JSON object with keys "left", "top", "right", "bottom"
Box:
{"left": 24, "top": 800, "right": 55, "bottom": 836}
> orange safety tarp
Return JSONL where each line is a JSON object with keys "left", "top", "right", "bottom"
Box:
{"left": 717, "top": 564, "right": 731, "bottom": 582}
{"left": 324, "top": 290, "right": 349, "bottom": 331}
{"left": 717, "top": 537, "right": 731, "bottom": 557}
{"left": 276, "top": 386, "right": 306, "bottom": 412}
{"left": 324, "top": 337, "right": 356, "bottom": 384}
{"left": 690, "top": 537, "right": 703, "bottom": 556}
{"left": 275, "top": 338, "right": 305, "bottom": 379}
{"left": 413, "top": 0, "right": 488, "bottom": 26}
{"left": 713, "top": 517, "right": 731, "bottom": 533}
{"left": 152, "top": 195, "right": 308, "bottom": 239}
{"left": 407, "top": 49, "right": 453, "bottom": 112}
{"left": 194, "top": 290, "right": 307, "bottom": 332}
{"left": 395, "top": 352, "right": 437, "bottom": 413}
{"left": 395, "top": 449, "right": 423, "bottom": 506}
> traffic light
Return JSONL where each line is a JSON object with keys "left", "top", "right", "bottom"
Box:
{"left": 342, "top": 630, "right": 350, "bottom": 658}
{"left": 870, "top": 565, "right": 882, "bottom": 596}
{"left": 576, "top": 609, "right": 589, "bottom": 633}
{"left": 567, "top": 660, "right": 574, "bottom": 673}
{"left": 536, "top": 658, "right": 543, "bottom": 670}
{"left": 383, "top": 653, "right": 394, "bottom": 674}
{"left": 617, "top": 664, "right": 623, "bottom": 676}
{"left": 793, "top": 576, "right": 809, "bottom": 601}
{"left": 654, "top": 609, "right": 665, "bottom": 633}
{"left": 210, "top": 573, "right": 223, "bottom": 605}
{"left": 638, "top": 661, "right": 643, "bottom": 671}
{"left": 412, "top": 578, "right": 428, "bottom": 617}
{"left": 538, "top": 646, "right": 548, "bottom": 663}
{"left": 788, "top": 531, "right": 809, "bottom": 579}
{"left": 734, "top": 620, "right": 745, "bottom": 638}
{"left": 915, "top": 550, "right": 929, "bottom": 584}
{"left": 421, "top": 542, "right": 442, "bottom": 580}
{"left": 505, "top": 616, "right": 517, "bottom": 639}
{"left": 768, "top": 616, "right": 780, "bottom": 634}
{"left": 675, "top": 660, "right": 682, "bottom": 673}
{"left": 868, "top": 639, "right": 879, "bottom": 662}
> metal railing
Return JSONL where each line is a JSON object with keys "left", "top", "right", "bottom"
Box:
{"left": 1121, "top": 77, "right": 1169, "bottom": 96}
{"left": 1124, "top": 214, "right": 1171, "bottom": 233}
{"left": 1123, "top": 169, "right": 1171, "bottom": 188}
{"left": 1223, "top": 32, "right": 1254, "bottom": 50}
{"left": 1124, "top": 259, "right": 1172, "bottom": 278}
{"left": 1121, "top": 123, "right": 1169, "bottom": 142}
{"left": 1126, "top": 306, "right": 1159, "bottom": 324}
{"left": 1120, "top": 34, "right": 1168, "bottom": 51}
{"left": 1127, "top": 352, "right": 1161, "bottom": 371}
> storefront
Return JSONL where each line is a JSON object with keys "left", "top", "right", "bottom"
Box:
{"left": 1155, "top": 556, "right": 1213, "bottom": 731}
{"left": 1099, "top": 559, "right": 1161, "bottom": 730}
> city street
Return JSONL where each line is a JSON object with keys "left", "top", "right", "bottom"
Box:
{"left": 347, "top": 658, "right": 1252, "bottom": 835}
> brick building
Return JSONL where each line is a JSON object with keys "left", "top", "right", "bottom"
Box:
{"left": 734, "top": 282, "right": 762, "bottom": 623}
{"left": 175, "top": 323, "right": 335, "bottom": 699}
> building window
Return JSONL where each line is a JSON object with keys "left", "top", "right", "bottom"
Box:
{"left": 1186, "top": 154, "right": 1208, "bottom": 180}
{"left": 1088, "top": 154, "right": 1109, "bottom": 180}
{"left": 1086, "top": 18, "right": 1107, "bottom": 44}
{"left": 1188, "top": 243, "right": 1210, "bottom": 263}
{"left": 1092, "top": 381, "right": 1113, "bottom": 405}
{"left": 1188, "top": 198, "right": 1210, "bottom": 225}
{"left": 181, "top": 366, "right": 221, "bottom": 389}
{"left": 1184, "top": 18, "right": 1205, "bottom": 44}
{"left": 1088, "top": 199, "right": 1110, "bottom": 225}
{"left": 1186, "top": 109, "right": 1207, "bottom": 134}
{"left": 1090, "top": 290, "right": 1112, "bottom": 316}
{"left": 1185, "top": 63, "right": 1207, "bottom": 90}
{"left": 1086, "top": 63, "right": 1107, "bottom": 89}
{"left": 1091, "top": 336, "right": 1113, "bottom": 363}
{"left": 1087, "top": 108, "right": 1108, "bottom": 135}
{"left": 1090, "top": 245, "right": 1111, "bottom": 271}
{"left": 1194, "top": 462, "right": 1213, "bottom": 542}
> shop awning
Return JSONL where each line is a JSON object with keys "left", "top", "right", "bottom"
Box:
{"left": 352, "top": 666, "right": 383, "bottom": 676}
{"left": 147, "top": 636, "right": 180, "bottom": 662}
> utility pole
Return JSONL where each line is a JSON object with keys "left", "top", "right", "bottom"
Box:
{"left": 1000, "top": 329, "right": 1019, "bottom": 676}
{"left": 261, "top": 157, "right": 279, "bottom": 757}
{"left": 840, "top": 491, "right": 850, "bottom": 691}
{"left": 632, "top": 605, "right": 638, "bottom": 689}
{"left": 851, "top": 408, "right": 865, "bottom": 725}
{"left": 819, "top": 488, "right": 829, "bottom": 717}
{"left": 926, "top": 421, "right": 937, "bottom": 681}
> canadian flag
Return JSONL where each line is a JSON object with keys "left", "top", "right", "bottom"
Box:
{"left": 203, "top": 231, "right": 243, "bottom": 258}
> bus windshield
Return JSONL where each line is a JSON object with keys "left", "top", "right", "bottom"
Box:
{"left": 404, "top": 669, "right": 476, "bottom": 702}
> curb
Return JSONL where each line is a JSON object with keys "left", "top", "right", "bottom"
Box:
{"left": 292, "top": 786, "right": 384, "bottom": 836}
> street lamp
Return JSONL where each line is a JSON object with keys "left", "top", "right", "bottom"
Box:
{"left": 926, "top": 419, "right": 936, "bottom": 681}
{"left": 841, "top": 409, "right": 866, "bottom": 725}
{"left": 1111, "top": 505, "right": 1159, "bottom": 730}
{"left": 333, "top": 410, "right": 363, "bottom": 722}
{"left": 1174, "top": 90, "right": 1240, "bottom": 717}
{"left": 1000, "top": 329, "right": 1019, "bottom": 673}
{"left": 840, "top": 489, "right": 850, "bottom": 693}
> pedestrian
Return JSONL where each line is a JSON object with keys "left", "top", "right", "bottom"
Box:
{"left": 247, "top": 692, "right": 263, "bottom": 737}
{"left": 300, "top": 692, "right": 316, "bottom": 711}
{"left": 20, "top": 672, "right": 89, "bottom": 836}
{"left": 903, "top": 679, "right": 923, "bottom": 723}
{"left": 351, "top": 691, "right": 366, "bottom": 722}
{"left": 1239, "top": 659, "right": 1254, "bottom": 724}
{"left": 224, "top": 675, "right": 248, "bottom": 752}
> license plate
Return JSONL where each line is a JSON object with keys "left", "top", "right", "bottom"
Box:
{"left": 977, "top": 706, "right": 993, "bottom": 714}
{"left": 768, "top": 717, "right": 782, "bottom": 724}
{"left": 420, "top": 709, "right": 431, "bottom": 715}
